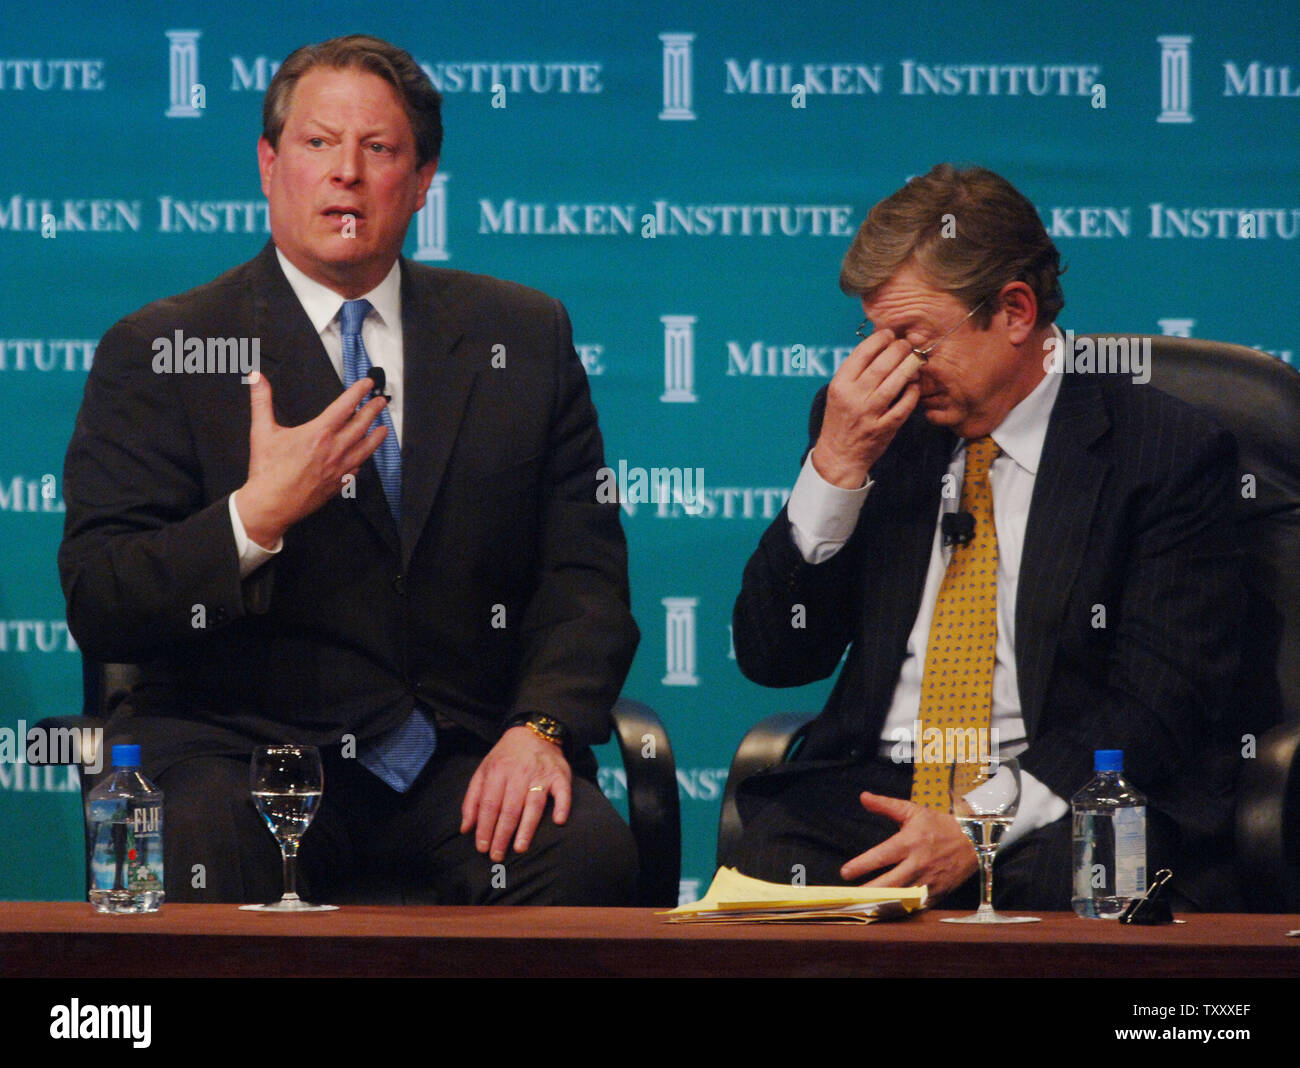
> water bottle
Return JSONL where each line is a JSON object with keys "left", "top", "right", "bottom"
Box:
{"left": 87, "top": 744, "right": 165, "bottom": 913}
{"left": 1071, "top": 749, "right": 1146, "bottom": 918}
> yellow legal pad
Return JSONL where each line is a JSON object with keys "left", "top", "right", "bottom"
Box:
{"left": 663, "top": 867, "right": 928, "bottom": 924}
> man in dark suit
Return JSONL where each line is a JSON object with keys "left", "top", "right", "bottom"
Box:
{"left": 731, "top": 164, "right": 1244, "bottom": 909}
{"left": 58, "top": 35, "right": 639, "bottom": 905}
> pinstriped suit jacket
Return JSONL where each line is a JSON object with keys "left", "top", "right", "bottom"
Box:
{"left": 733, "top": 363, "right": 1245, "bottom": 902}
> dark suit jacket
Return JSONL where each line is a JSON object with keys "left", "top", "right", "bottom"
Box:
{"left": 59, "top": 243, "right": 638, "bottom": 774}
{"left": 733, "top": 364, "right": 1245, "bottom": 904}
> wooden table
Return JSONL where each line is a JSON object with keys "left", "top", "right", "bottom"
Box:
{"left": 3, "top": 902, "right": 1297, "bottom": 978}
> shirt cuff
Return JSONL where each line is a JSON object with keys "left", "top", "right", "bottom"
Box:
{"left": 229, "top": 492, "right": 282, "bottom": 579}
{"left": 1002, "top": 770, "right": 1070, "bottom": 850}
{"left": 786, "top": 451, "right": 871, "bottom": 564}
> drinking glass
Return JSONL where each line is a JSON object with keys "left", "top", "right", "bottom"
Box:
{"left": 239, "top": 744, "right": 337, "bottom": 912}
{"left": 941, "top": 756, "right": 1040, "bottom": 924}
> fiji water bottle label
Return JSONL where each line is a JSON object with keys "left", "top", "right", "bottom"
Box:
{"left": 89, "top": 800, "right": 164, "bottom": 893}
{"left": 1113, "top": 804, "right": 1146, "bottom": 898}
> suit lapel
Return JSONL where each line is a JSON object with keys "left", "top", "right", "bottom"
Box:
{"left": 1016, "top": 370, "right": 1111, "bottom": 735}
{"left": 247, "top": 244, "right": 400, "bottom": 557}
{"left": 397, "top": 260, "right": 480, "bottom": 568}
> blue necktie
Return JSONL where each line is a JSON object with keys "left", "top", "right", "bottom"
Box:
{"left": 359, "top": 708, "right": 438, "bottom": 793}
{"left": 338, "top": 299, "right": 435, "bottom": 791}
{"left": 339, "top": 299, "right": 402, "bottom": 521}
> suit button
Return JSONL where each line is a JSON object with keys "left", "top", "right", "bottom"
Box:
{"left": 392, "top": 575, "right": 405, "bottom": 595}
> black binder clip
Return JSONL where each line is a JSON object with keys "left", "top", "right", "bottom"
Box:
{"left": 1119, "top": 868, "right": 1175, "bottom": 925}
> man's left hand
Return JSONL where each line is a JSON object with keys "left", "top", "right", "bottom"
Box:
{"left": 461, "top": 726, "right": 572, "bottom": 862}
{"left": 839, "top": 791, "right": 978, "bottom": 898}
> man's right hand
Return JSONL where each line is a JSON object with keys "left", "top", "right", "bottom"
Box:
{"left": 236, "top": 371, "right": 390, "bottom": 547}
{"left": 811, "top": 329, "right": 925, "bottom": 489}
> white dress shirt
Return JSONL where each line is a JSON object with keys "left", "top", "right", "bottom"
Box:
{"left": 786, "top": 329, "right": 1071, "bottom": 845}
{"left": 229, "top": 251, "right": 405, "bottom": 576}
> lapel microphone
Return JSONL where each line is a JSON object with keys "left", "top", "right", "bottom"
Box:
{"left": 942, "top": 511, "right": 975, "bottom": 547}
{"left": 366, "top": 366, "right": 391, "bottom": 401}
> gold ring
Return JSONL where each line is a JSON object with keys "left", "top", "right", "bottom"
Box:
{"left": 528, "top": 785, "right": 546, "bottom": 792}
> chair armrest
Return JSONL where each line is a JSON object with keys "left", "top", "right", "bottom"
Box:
{"left": 716, "top": 712, "right": 816, "bottom": 869}
{"left": 1235, "top": 715, "right": 1300, "bottom": 911}
{"left": 610, "top": 699, "right": 681, "bottom": 907}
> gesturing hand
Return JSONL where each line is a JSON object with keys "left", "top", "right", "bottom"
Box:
{"left": 236, "top": 371, "right": 390, "bottom": 547}
{"left": 461, "top": 726, "right": 572, "bottom": 863}
{"left": 840, "top": 791, "right": 978, "bottom": 899}
{"left": 812, "top": 330, "right": 925, "bottom": 489}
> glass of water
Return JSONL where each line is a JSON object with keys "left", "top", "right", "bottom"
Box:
{"left": 942, "top": 756, "right": 1039, "bottom": 925}
{"left": 239, "top": 745, "right": 337, "bottom": 913}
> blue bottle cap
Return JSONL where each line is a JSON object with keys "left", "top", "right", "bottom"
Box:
{"left": 1094, "top": 749, "right": 1123, "bottom": 772}
{"left": 111, "top": 744, "right": 141, "bottom": 768}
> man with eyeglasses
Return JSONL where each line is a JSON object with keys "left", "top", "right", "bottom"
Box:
{"left": 731, "top": 164, "right": 1244, "bottom": 910}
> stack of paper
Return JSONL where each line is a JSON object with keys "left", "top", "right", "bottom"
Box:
{"left": 664, "top": 867, "right": 928, "bottom": 924}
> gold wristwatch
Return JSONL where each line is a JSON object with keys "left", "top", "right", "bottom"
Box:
{"left": 507, "top": 713, "right": 569, "bottom": 751}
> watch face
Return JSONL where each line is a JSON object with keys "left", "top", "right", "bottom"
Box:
{"left": 527, "top": 716, "right": 565, "bottom": 745}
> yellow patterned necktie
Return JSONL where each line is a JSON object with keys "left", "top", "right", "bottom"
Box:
{"left": 911, "top": 435, "right": 1000, "bottom": 809}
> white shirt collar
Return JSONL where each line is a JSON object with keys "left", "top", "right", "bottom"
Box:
{"left": 963, "top": 324, "right": 1064, "bottom": 477}
{"left": 273, "top": 249, "right": 403, "bottom": 335}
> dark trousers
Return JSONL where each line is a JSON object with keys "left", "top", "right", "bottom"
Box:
{"left": 157, "top": 730, "right": 637, "bottom": 906}
{"left": 731, "top": 757, "right": 1075, "bottom": 910}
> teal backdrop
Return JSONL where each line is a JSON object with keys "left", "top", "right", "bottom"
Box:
{"left": 1, "top": 0, "right": 1296, "bottom": 901}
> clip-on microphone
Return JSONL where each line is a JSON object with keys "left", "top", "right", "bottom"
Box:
{"left": 941, "top": 511, "right": 975, "bottom": 547}
{"left": 366, "top": 366, "right": 392, "bottom": 401}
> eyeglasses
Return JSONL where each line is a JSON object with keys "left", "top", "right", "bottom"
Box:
{"left": 856, "top": 298, "right": 988, "bottom": 362}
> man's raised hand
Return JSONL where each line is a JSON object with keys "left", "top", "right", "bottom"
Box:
{"left": 236, "top": 371, "right": 389, "bottom": 548}
{"left": 811, "top": 329, "right": 925, "bottom": 489}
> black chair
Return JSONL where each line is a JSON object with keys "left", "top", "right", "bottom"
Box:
{"left": 606, "top": 696, "right": 682, "bottom": 906}
{"left": 41, "top": 662, "right": 681, "bottom": 907}
{"left": 719, "top": 337, "right": 1300, "bottom": 911}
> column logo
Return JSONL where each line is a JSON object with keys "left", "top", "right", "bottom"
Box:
{"left": 660, "top": 314, "right": 697, "bottom": 402}
{"left": 662, "top": 597, "right": 700, "bottom": 686}
{"left": 659, "top": 33, "right": 696, "bottom": 120}
{"left": 414, "top": 173, "right": 450, "bottom": 261}
{"left": 165, "top": 30, "right": 202, "bottom": 118}
{"left": 1157, "top": 35, "right": 1193, "bottom": 123}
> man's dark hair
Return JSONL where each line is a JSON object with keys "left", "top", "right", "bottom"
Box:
{"left": 263, "top": 35, "right": 443, "bottom": 168}
{"left": 840, "top": 164, "right": 1065, "bottom": 328}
